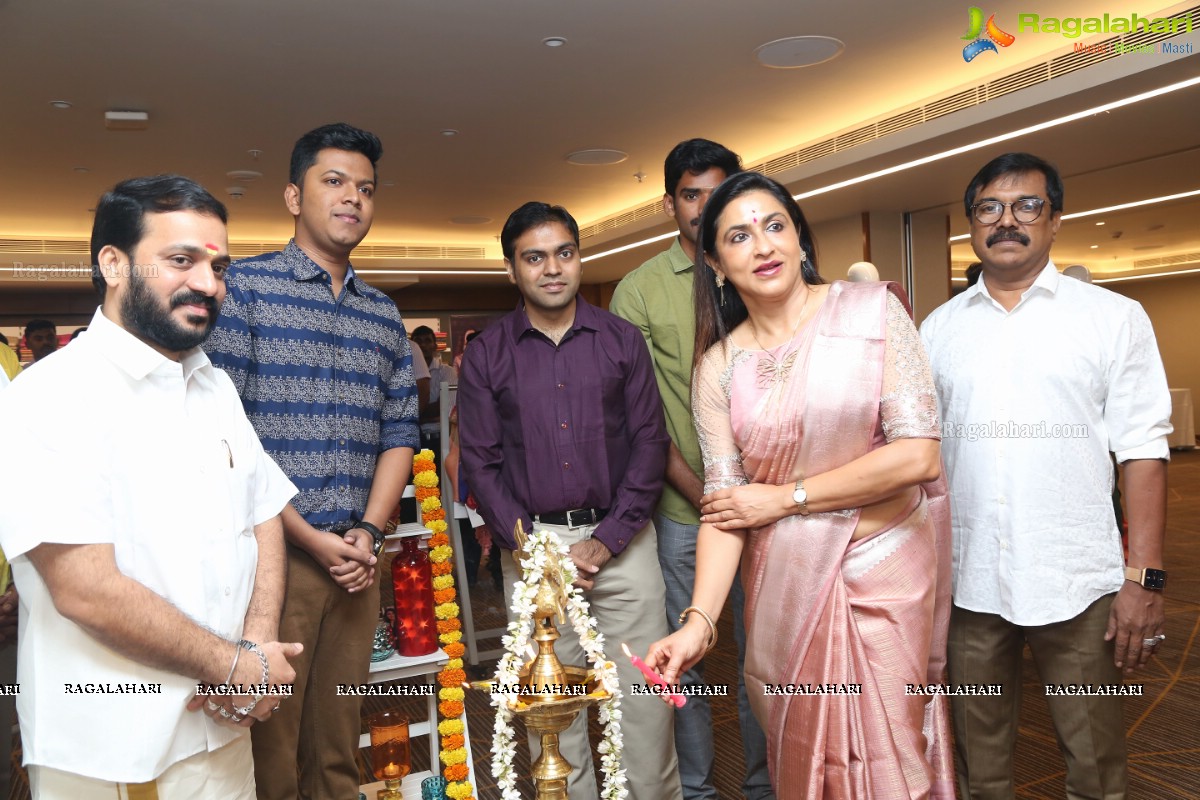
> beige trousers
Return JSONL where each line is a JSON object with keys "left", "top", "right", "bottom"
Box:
{"left": 501, "top": 520, "right": 683, "bottom": 800}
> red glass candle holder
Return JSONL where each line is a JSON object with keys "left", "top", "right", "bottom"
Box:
{"left": 391, "top": 532, "right": 438, "bottom": 656}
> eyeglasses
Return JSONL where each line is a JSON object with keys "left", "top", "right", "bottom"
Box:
{"left": 971, "top": 198, "right": 1047, "bottom": 225}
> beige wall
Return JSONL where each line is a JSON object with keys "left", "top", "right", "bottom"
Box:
{"left": 907, "top": 210, "right": 951, "bottom": 325}
{"left": 866, "top": 212, "right": 905, "bottom": 285}
{"left": 1109, "top": 273, "right": 1200, "bottom": 437}
{"left": 810, "top": 214, "right": 867, "bottom": 281}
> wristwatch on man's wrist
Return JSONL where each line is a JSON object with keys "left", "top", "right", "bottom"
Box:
{"left": 1124, "top": 566, "right": 1167, "bottom": 591}
{"left": 354, "top": 520, "right": 387, "bottom": 557}
{"left": 792, "top": 480, "right": 810, "bottom": 516}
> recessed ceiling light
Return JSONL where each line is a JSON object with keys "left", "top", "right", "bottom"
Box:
{"left": 566, "top": 148, "right": 628, "bottom": 166}
{"left": 73, "top": 166, "right": 89, "bottom": 173}
{"left": 441, "top": 129, "right": 459, "bottom": 137}
{"left": 105, "top": 110, "right": 149, "bottom": 131}
{"left": 49, "top": 100, "right": 72, "bottom": 110}
{"left": 450, "top": 215, "right": 492, "bottom": 225}
{"left": 1090, "top": 245, "right": 1100, "bottom": 249}
{"left": 755, "top": 36, "right": 845, "bottom": 69}
{"left": 1095, "top": 221, "right": 1105, "bottom": 226}
{"left": 542, "top": 36, "right": 567, "bottom": 47}
{"left": 382, "top": 180, "right": 396, "bottom": 187}
{"left": 226, "top": 170, "right": 263, "bottom": 182}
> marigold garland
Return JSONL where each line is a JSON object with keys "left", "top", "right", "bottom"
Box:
{"left": 412, "top": 448, "right": 475, "bottom": 800}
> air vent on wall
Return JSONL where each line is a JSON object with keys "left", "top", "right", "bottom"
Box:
{"left": 0, "top": 239, "right": 487, "bottom": 261}
{"left": 1133, "top": 251, "right": 1200, "bottom": 269}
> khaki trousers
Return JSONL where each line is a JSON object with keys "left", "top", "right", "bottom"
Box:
{"left": 252, "top": 543, "right": 380, "bottom": 800}
{"left": 501, "top": 520, "right": 683, "bottom": 800}
{"left": 948, "top": 595, "right": 1128, "bottom": 800}
{"left": 30, "top": 734, "right": 254, "bottom": 800}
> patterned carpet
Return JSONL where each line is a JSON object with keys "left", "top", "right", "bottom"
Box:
{"left": 8, "top": 450, "right": 1200, "bottom": 798}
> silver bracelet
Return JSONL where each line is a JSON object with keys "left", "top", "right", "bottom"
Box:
{"left": 232, "top": 639, "right": 269, "bottom": 717}
{"left": 223, "top": 642, "right": 241, "bottom": 686}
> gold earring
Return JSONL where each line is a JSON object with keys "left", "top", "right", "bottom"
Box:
{"left": 714, "top": 274, "right": 725, "bottom": 288}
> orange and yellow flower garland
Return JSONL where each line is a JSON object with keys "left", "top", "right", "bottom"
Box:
{"left": 413, "top": 449, "right": 475, "bottom": 800}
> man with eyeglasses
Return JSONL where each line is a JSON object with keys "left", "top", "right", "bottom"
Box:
{"left": 921, "top": 152, "right": 1171, "bottom": 800}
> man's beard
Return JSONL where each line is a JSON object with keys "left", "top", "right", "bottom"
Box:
{"left": 122, "top": 271, "right": 218, "bottom": 353}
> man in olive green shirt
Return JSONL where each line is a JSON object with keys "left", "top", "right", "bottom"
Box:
{"left": 611, "top": 139, "right": 772, "bottom": 800}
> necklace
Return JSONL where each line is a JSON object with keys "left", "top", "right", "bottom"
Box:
{"left": 748, "top": 287, "right": 813, "bottom": 388}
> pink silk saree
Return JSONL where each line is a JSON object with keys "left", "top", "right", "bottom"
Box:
{"left": 712, "top": 281, "right": 954, "bottom": 798}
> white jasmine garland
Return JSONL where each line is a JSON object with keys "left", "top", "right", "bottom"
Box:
{"left": 487, "top": 529, "right": 627, "bottom": 800}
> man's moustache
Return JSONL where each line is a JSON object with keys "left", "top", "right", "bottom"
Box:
{"left": 172, "top": 292, "right": 218, "bottom": 314}
{"left": 987, "top": 230, "right": 1030, "bottom": 247}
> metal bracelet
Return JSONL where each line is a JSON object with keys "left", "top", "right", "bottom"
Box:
{"left": 678, "top": 606, "right": 718, "bottom": 653}
{"left": 223, "top": 642, "right": 241, "bottom": 686}
{"left": 232, "top": 639, "right": 269, "bottom": 717}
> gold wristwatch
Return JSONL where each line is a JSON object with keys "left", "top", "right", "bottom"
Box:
{"left": 1124, "top": 566, "right": 1166, "bottom": 591}
{"left": 792, "top": 480, "right": 810, "bottom": 516}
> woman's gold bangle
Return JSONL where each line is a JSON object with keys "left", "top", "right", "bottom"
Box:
{"left": 679, "top": 606, "right": 718, "bottom": 653}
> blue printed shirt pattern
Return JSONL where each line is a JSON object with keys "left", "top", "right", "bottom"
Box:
{"left": 205, "top": 240, "right": 420, "bottom": 531}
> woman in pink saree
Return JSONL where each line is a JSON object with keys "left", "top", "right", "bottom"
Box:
{"left": 647, "top": 172, "right": 955, "bottom": 798}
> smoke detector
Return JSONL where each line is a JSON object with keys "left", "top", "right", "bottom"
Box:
{"left": 226, "top": 186, "right": 247, "bottom": 200}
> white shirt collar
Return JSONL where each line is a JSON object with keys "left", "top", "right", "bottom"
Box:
{"left": 965, "top": 259, "right": 1059, "bottom": 309}
{"left": 88, "top": 306, "right": 213, "bottom": 383}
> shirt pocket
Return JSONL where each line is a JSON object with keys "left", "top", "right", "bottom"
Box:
{"left": 219, "top": 434, "right": 258, "bottom": 538}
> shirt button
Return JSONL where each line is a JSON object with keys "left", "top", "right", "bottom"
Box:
{"left": 340, "top": 439, "right": 346, "bottom": 446}
{"left": 563, "top": 462, "right": 570, "bottom": 470}
{"left": 560, "top": 422, "right": 568, "bottom": 430}
{"left": 225, "top": 587, "right": 232, "bottom": 596}
{"left": 998, "top": 496, "right": 1006, "bottom": 505}
{"left": 557, "top": 383, "right": 565, "bottom": 390}
{"left": 340, "top": 486, "right": 348, "bottom": 493}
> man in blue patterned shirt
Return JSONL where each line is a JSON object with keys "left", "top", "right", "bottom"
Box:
{"left": 206, "top": 123, "right": 420, "bottom": 800}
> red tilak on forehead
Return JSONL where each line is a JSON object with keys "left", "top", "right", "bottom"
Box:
{"left": 204, "top": 243, "right": 219, "bottom": 255}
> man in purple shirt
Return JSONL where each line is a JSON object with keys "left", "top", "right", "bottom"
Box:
{"left": 459, "top": 202, "right": 683, "bottom": 799}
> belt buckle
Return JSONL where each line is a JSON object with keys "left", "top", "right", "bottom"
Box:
{"left": 566, "top": 508, "right": 595, "bottom": 529}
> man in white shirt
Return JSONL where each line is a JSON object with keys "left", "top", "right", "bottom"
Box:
{"left": 921, "top": 152, "right": 1171, "bottom": 800}
{"left": 411, "top": 325, "right": 456, "bottom": 455}
{"left": 0, "top": 175, "right": 302, "bottom": 799}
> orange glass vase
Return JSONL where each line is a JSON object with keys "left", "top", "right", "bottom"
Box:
{"left": 392, "top": 533, "right": 438, "bottom": 656}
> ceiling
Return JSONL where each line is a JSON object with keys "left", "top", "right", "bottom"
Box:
{"left": 1, "top": 0, "right": 1198, "bottom": 294}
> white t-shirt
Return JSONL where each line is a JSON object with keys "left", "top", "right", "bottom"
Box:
{"left": 921, "top": 261, "right": 1171, "bottom": 626}
{"left": 0, "top": 307, "right": 296, "bottom": 782}
{"left": 422, "top": 357, "right": 458, "bottom": 436}
{"left": 409, "top": 340, "right": 430, "bottom": 381}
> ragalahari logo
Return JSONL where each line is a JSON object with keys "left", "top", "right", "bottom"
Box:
{"left": 962, "top": 7, "right": 1016, "bottom": 61}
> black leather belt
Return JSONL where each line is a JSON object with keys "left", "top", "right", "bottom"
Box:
{"left": 534, "top": 508, "right": 608, "bottom": 529}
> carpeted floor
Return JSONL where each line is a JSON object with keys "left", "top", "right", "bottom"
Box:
{"left": 8, "top": 450, "right": 1200, "bottom": 799}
